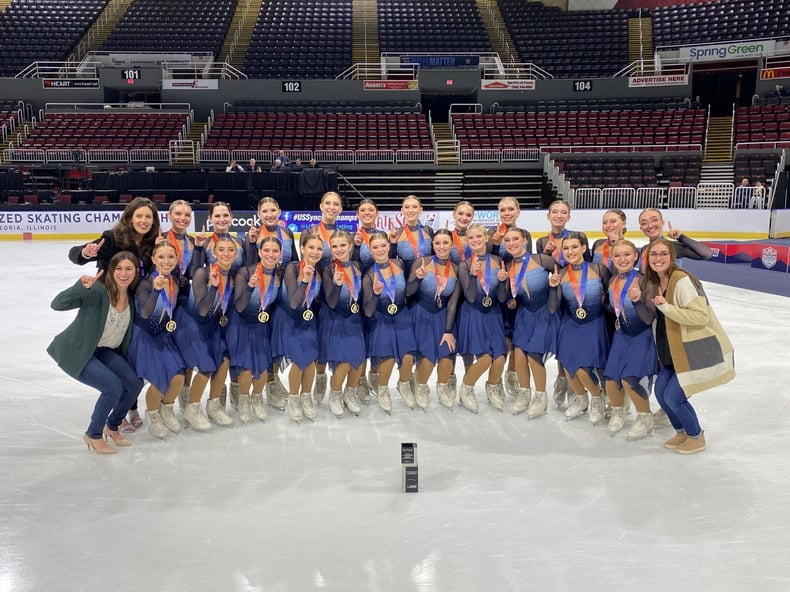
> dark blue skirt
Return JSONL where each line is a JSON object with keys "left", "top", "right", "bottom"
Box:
{"left": 270, "top": 308, "right": 319, "bottom": 370}
{"left": 129, "top": 327, "right": 187, "bottom": 394}
{"left": 366, "top": 307, "right": 417, "bottom": 366}
{"left": 556, "top": 314, "right": 610, "bottom": 378}
{"left": 226, "top": 313, "right": 273, "bottom": 379}
{"left": 412, "top": 303, "right": 455, "bottom": 364}
{"left": 603, "top": 326, "right": 658, "bottom": 383}
{"left": 456, "top": 304, "right": 507, "bottom": 359}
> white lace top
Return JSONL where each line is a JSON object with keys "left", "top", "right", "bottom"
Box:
{"left": 97, "top": 305, "right": 131, "bottom": 349}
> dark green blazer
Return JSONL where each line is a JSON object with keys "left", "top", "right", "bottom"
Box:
{"left": 47, "top": 280, "right": 135, "bottom": 379}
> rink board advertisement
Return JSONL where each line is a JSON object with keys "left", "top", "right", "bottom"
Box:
{"left": 750, "top": 244, "right": 790, "bottom": 273}
{"left": 0, "top": 208, "right": 772, "bottom": 242}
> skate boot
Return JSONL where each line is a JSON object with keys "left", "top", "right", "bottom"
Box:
{"left": 505, "top": 370, "right": 519, "bottom": 398}
{"left": 145, "top": 408, "right": 168, "bottom": 439}
{"left": 287, "top": 394, "right": 303, "bottom": 423}
{"left": 183, "top": 402, "right": 211, "bottom": 431}
{"left": 237, "top": 394, "right": 252, "bottom": 423}
{"left": 160, "top": 403, "right": 181, "bottom": 433}
{"left": 251, "top": 392, "right": 268, "bottom": 422}
{"left": 627, "top": 412, "right": 654, "bottom": 441}
{"left": 414, "top": 384, "right": 430, "bottom": 411}
{"left": 178, "top": 385, "right": 189, "bottom": 413}
{"left": 553, "top": 375, "right": 569, "bottom": 408}
{"left": 301, "top": 392, "right": 316, "bottom": 422}
{"left": 485, "top": 382, "right": 505, "bottom": 412}
{"left": 397, "top": 380, "right": 416, "bottom": 410}
{"left": 266, "top": 380, "right": 286, "bottom": 411}
{"left": 511, "top": 387, "right": 532, "bottom": 415}
{"left": 376, "top": 385, "right": 392, "bottom": 414}
{"left": 357, "top": 375, "right": 371, "bottom": 405}
{"left": 653, "top": 407, "right": 671, "bottom": 427}
{"left": 527, "top": 390, "right": 548, "bottom": 419}
{"left": 436, "top": 382, "right": 455, "bottom": 411}
{"left": 206, "top": 397, "right": 233, "bottom": 426}
{"left": 608, "top": 406, "right": 625, "bottom": 436}
{"left": 460, "top": 384, "right": 479, "bottom": 414}
{"left": 565, "top": 392, "right": 589, "bottom": 420}
{"left": 329, "top": 389, "right": 344, "bottom": 418}
{"left": 229, "top": 381, "right": 240, "bottom": 409}
{"left": 589, "top": 395, "right": 605, "bottom": 426}
{"left": 313, "top": 372, "right": 327, "bottom": 404}
{"left": 343, "top": 386, "right": 361, "bottom": 416}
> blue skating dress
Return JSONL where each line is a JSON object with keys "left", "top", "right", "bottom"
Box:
{"left": 227, "top": 264, "right": 280, "bottom": 379}
{"left": 364, "top": 261, "right": 417, "bottom": 366}
{"left": 553, "top": 262, "right": 610, "bottom": 377}
{"left": 449, "top": 229, "right": 472, "bottom": 266}
{"left": 196, "top": 233, "right": 245, "bottom": 273}
{"left": 128, "top": 275, "right": 187, "bottom": 393}
{"left": 391, "top": 225, "right": 433, "bottom": 278}
{"left": 319, "top": 261, "right": 366, "bottom": 370}
{"left": 509, "top": 255, "right": 558, "bottom": 358}
{"left": 173, "top": 266, "right": 234, "bottom": 374}
{"left": 269, "top": 261, "right": 322, "bottom": 371}
{"left": 257, "top": 225, "right": 297, "bottom": 267}
{"left": 603, "top": 271, "right": 658, "bottom": 387}
{"left": 456, "top": 254, "right": 507, "bottom": 359}
{"left": 409, "top": 257, "right": 460, "bottom": 364}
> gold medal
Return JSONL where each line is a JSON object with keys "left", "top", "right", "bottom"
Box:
{"left": 387, "top": 303, "right": 398, "bottom": 315}
{"left": 219, "top": 314, "right": 228, "bottom": 327}
{"left": 303, "top": 309, "right": 314, "bottom": 321}
{"left": 507, "top": 299, "right": 517, "bottom": 310}
{"left": 575, "top": 308, "right": 587, "bottom": 320}
{"left": 258, "top": 311, "right": 270, "bottom": 323}
{"left": 350, "top": 302, "right": 360, "bottom": 314}
{"left": 165, "top": 320, "right": 177, "bottom": 332}
{"left": 614, "top": 318, "right": 621, "bottom": 331}
{"left": 482, "top": 296, "right": 493, "bottom": 308}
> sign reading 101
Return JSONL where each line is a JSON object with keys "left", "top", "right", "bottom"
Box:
{"left": 573, "top": 80, "right": 593, "bottom": 92}
{"left": 282, "top": 81, "right": 302, "bottom": 93}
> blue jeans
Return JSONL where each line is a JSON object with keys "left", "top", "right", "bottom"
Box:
{"left": 77, "top": 347, "right": 143, "bottom": 438}
{"left": 654, "top": 366, "right": 702, "bottom": 437}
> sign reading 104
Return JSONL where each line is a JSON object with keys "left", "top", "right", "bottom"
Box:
{"left": 573, "top": 80, "right": 593, "bottom": 92}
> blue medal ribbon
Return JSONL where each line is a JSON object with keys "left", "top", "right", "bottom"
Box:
{"left": 374, "top": 262, "right": 397, "bottom": 305}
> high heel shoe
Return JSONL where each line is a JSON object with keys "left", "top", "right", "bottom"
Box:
{"left": 83, "top": 433, "right": 115, "bottom": 455}
{"left": 103, "top": 426, "right": 131, "bottom": 447}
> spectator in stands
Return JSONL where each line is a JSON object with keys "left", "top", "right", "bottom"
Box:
{"left": 750, "top": 180, "right": 766, "bottom": 209}
{"left": 289, "top": 158, "right": 304, "bottom": 172}
{"left": 306, "top": 158, "right": 320, "bottom": 169}
{"left": 773, "top": 84, "right": 787, "bottom": 98}
{"left": 270, "top": 159, "right": 285, "bottom": 173}
{"left": 689, "top": 95, "right": 704, "bottom": 109}
{"left": 247, "top": 159, "right": 261, "bottom": 172}
{"left": 276, "top": 150, "right": 291, "bottom": 167}
{"left": 226, "top": 160, "right": 244, "bottom": 173}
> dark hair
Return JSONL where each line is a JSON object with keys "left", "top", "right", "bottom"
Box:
{"left": 151, "top": 241, "right": 177, "bottom": 257}
{"left": 504, "top": 227, "right": 528, "bottom": 240}
{"left": 112, "top": 198, "right": 160, "bottom": 267}
{"left": 367, "top": 230, "right": 390, "bottom": 246}
{"left": 563, "top": 231, "right": 588, "bottom": 249}
{"left": 641, "top": 238, "right": 677, "bottom": 295}
{"left": 432, "top": 228, "right": 453, "bottom": 242}
{"left": 259, "top": 236, "right": 282, "bottom": 250}
{"left": 105, "top": 251, "right": 140, "bottom": 305}
{"left": 357, "top": 198, "right": 378, "bottom": 212}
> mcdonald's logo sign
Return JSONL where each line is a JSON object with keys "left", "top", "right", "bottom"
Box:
{"left": 761, "top": 67, "right": 790, "bottom": 80}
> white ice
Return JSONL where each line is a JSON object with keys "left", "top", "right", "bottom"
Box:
{"left": 1, "top": 241, "right": 789, "bottom": 592}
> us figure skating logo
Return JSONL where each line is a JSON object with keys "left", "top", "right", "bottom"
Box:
{"left": 761, "top": 247, "right": 778, "bottom": 269}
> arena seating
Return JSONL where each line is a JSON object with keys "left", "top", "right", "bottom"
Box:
{"left": 735, "top": 105, "right": 790, "bottom": 149}
{"left": 734, "top": 152, "right": 781, "bottom": 184}
{"left": 378, "top": 0, "right": 492, "bottom": 53}
{"left": 203, "top": 112, "right": 432, "bottom": 151}
{"left": 226, "top": 100, "right": 421, "bottom": 115}
{"left": 101, "top": 0, "right": 235, "bottom": 55}
{"left": 243, "top": 0, "right": 353, "bottom": 79}
{"left": 18, "top": 112, "right": 189, "bottom": 150}
{"left": 452, "top": 109, "right": 706, "bottom": 151}
{"left": 653, "top": 0, "right": 790, "bottom": 47}
{"left": 493, "top": 97, "right": 692, "bottom": 114}
{"left": 0, "top": 0, "right": 107, "bottom": 77}
{"left": 555, "top": 156, "right": 659, "bottom": 189}
{"left": 498, "top": 0, "right": 629, "bottom": 78}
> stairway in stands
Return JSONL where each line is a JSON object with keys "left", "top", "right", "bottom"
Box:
{"left": 475, "top": 0, "right": 519, "bottom": 64}
{"left": 627, "top": 15, "right": 654, "bottom": 69}
{"left": 701, "top": 115, "right": 735, "bottom": 183}
{"left": 433, "top": 122, "right": 459, "bottom": 166}
{"left": 0, "top": 0, "right": 14, "bottom": 11}
{"left": 352, "top": 0, "right": 380, "bottom": 66}
{"left": 218, "top": 0, "right": 265, "bottom": 69}
{"left": 71, "top": 0, "right": 135, "bottom": 62}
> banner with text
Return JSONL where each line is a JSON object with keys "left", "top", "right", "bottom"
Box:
{"left": 679, "top": 40, "right": 775, "bottom": 63}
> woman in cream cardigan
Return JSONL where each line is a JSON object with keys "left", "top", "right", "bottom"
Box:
{"left": 638, "top": 238, "right": 734, "bottom": 454}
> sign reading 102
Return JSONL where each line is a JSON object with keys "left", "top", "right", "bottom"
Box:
{"left": 282, "top": 81, "right": 302, "bottom": 93}
{"left": 573, "top": 80, "right": 593, "bottom": 92}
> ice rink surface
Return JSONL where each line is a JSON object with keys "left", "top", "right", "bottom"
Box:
{"left": 1, "top": 241, "right": 789, "bottom": 592}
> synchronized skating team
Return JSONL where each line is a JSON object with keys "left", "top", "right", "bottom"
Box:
{"left": 47, "top": 192, "right": 734, "bottom": 457}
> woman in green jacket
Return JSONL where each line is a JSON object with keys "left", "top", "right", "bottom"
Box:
{"left": 47, "top": 251, "right": 143, "bottom": 455}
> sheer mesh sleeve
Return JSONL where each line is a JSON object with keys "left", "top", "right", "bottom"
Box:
{"left": 492, "top": 255, "right": 508, "bottom": 302}
{"left": 458, "top": 260, "right": 478, "bottom": 303}
{"left": 594, "top": 262, "right": 612, "bottom": 288}
{"left": 244, "top": 240, "right": 259, "bottom": 266}
{"left": 524, "top": 230, "right": 533, "bottom": 255}
{"left": 444, "top": 275, "right": 461, "bottom": 333}
{"left": 537, "top": 253, "right": 556, "bottom": 272}
{"left": 135, "top": 278, "right": 160, "bottom": 320}
{"left": 633, "top": 299, "right": 656, "bottom": 325}
{"left": 547, "top": 281, "right": 562, "bottom": 314}
{"left": 191, "top": 267, "right": 217, "bottom": 317}
{"left": 234, "top": 266, "right": 253, "bottom": 312}
{"left": 288, "top": 230, "right": 299, "bottom": 263}
{"left": 189, "top": 245, "right": 207, "bottom": 276}
{"left": 284, "top": 262, "right": 308, "bottom": 310}
{"left": 323, "top": 265, "right": 342, "bottom": 308}
{"left": 362, "top": 268, "right": 380, "bottom": 317}
{"left": 674, "top": 235, "right": 713, "bottom": 260}
{"left": 405, "top": 256, "right": 427, "bottom": 297}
